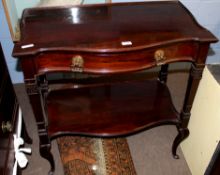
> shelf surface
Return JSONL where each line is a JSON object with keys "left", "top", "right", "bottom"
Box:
{"left": 47, "top": 80, "right": 179, "bottom": 137}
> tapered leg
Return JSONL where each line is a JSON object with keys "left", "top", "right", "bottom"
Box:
{"left": 172, "top": 127, "right": 189, "bottom": 159}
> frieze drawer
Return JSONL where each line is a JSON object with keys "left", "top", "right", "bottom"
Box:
{"left": 34, "top": 42, "right": 198, "bottom": 75}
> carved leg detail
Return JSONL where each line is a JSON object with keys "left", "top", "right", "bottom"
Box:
{"left": 40, "top": 144, "right": 55, "bottom": 175}
{"left": 172, "top": 127, "right": 189, "bottom": 159}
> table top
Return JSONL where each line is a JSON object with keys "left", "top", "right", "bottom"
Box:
{"left": 13, "top": 1, "right": 218, "bottom": 57}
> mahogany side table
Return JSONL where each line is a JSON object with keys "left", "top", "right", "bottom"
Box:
{"left": 13, "top": 1, "right": 218, "bottom": 174}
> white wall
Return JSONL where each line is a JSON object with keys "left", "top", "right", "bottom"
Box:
{"left": 14, "top": 0, "right": 106, "bottom": 17}
{"left": 180, "top": 0, "right": 220, "bottom": 64}
{"left": 14, "top": 0, "right": 40, "bottom": 17}
{"left": 0, "top": 0, "right": 220, "bottom": 83}
{"left": 181, "top": 67, "right": 220, "bottom": 175}
{"left": 84, "top": 0, "right": 106, "bottom": 4}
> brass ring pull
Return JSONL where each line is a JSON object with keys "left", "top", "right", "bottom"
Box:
{"left": 154, "top": 50, "right": 166, "bottom": 66}
{"left": 2, "top": 121, "right": 12, "bottom": 133}
{"left": 70, "top": 55, "right": 84, "bottom": 72}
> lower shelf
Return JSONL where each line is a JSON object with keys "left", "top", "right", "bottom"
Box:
{"left": 46, "top": 80, "right": 179, "bottom": 137}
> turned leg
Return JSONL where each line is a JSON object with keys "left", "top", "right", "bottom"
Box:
{"left": 24, "top": 77, "right": 54, "bottom": 174}
{"left": 172, "top": 126, "right": 189, "bottom": 159}
{"left": 158, "top": 64, "right": 169, "bottom": 83}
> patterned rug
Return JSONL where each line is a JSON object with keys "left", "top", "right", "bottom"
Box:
{"left": 57, "top": 136, "right": 137, "bottom": 175}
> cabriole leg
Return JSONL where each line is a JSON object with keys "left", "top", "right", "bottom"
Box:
{"left": 40, "top": 142, "right": 55, "bottom": 175}
{"left": 172, "top": 63, "right": 204, "bottom": 158}
{"left": 25, "top": 77, "right": 54, "bottom": 174}
{"left": 172, "top": 126, "right": 189, "bottom": 159}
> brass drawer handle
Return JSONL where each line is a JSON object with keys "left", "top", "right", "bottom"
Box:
{"left": 2, "top": 121, "right": 12, "bottom": 133}
{"left": 154, "top": 50, "right": 166, "bottom": 66}
{"left": 70, "top": 55, "right": 84, "bottom": 72}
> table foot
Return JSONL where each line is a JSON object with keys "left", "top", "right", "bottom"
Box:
{"left": 40, "top": 144, "right": 55, "bottom": 174}
{"left": 172, "top": 127, "right": 189, "bottom": 159}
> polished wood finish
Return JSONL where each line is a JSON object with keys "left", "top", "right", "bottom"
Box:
{"left": 13, "top": 1, "right": 218, "bottom": 174}
{"left": 47, "top": 80, "right": 179, "bottom": 137}
{"left": 33, "top": 43, "right": 198, "bottom": 74}
{"left": 13, "top": 1, "right": 217, "bottom": 57}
